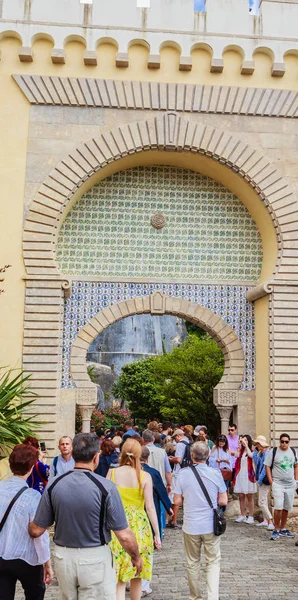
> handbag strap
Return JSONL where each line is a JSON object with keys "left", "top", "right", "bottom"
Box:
{"left": 0, "top": 486, "right": 27, "bottom": 532}
{"left": 191, "top": 465, "right": 213, "bottom": 510}
{"left": 35, "top": 461, "right": 48, "bottom": 487}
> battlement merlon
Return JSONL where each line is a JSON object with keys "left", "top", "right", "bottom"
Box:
{"left": 1, "top": 0, "right": 298, "bottom": 68}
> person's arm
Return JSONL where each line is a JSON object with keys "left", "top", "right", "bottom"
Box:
{"left": 168, "top": 442, "right": 184, "bottom": 465}
{"left": 168, "top": 456, "right": 182, "bottom": 464}
{"left": 43, "top": 559, "right": 54, "bottom": 585}
{"left": 164, "top": 454, "right": 172, "bottom": 492}
{"left": 218, "top": 491, "right": 228, "bottom": 506}
{"left": 263, "top": 450, "right": 273, "bottom": 485}
{"left": 165, "top": 471, "right": 172, "bottom": 493}
{"left": 294, "top": 461, "right": 298, "bottom": 481}
{"left": 143, "top": 473, "right": 162, "bottom": 550}
{"left": 114, "top": 528, "right": 143, "bottom": 575}
{"left": 29, "top": 523, "right": 47, "bottom": 538}
{"left": 29, "top": 487, "right": 55, "bottom": 538}
{"left": 223, "top": 452, "right": 232, "bottom": 469}
{"left": 173, "top": 493, "right": 183, "bottom": 506}
{"left": 265, "top": 465, "right": 273, "bottom": 486}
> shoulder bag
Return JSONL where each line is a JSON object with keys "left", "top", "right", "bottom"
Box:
{"left": 191, "top": 465, "right": 226, "bottom": 536}
{"left": 218, "top": 449, "right": 232, "bottom": 481}
{"left": 0, "top": 486, "right": 27, "bottom": 532}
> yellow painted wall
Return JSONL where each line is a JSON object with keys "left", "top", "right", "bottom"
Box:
{"left": 0, "top": 35, "right": 288, "bottom": 424}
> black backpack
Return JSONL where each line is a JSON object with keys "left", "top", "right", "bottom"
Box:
{"left": 180, "top": 440, "right": 193, "bottom": 469}
{"left": 263, "top": 446, "right": 297, "bottom": 485}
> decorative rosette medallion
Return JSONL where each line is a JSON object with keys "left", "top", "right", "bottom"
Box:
{"left": 151, "top": 213, "right": 166, "bottom": 229}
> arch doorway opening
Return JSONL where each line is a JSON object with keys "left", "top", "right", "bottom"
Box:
{"left": 70, "top": 293, "right": 245, "bottom": 436}
{"left": 84, "top": 313, "right": 224, "bottom": 440}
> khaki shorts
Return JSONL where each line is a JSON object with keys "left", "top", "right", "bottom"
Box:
{"left": 272, "top": 482, "right": 296, "bottom": 511}
{"left": 53, "top": 543, "right": 116, "bottom": 600}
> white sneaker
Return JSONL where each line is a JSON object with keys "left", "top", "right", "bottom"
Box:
{"left": 268, "top": 523, "right": 275, "bottom": 530}
{"left": 245, "top": 516, "right": 254, "bottom": 524}
{"left": 235, "top": 515, "right": 246, "bottom": 523}
{"left": 256, "top": 521, "right": 268, "bottom": 527}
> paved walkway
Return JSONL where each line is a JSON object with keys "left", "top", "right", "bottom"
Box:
{"left": 16, "top": 520, "right": 298, "bottom": 599}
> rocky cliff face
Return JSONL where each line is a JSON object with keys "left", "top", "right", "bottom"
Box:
{"left": 87, "top": 314, "right": 187, "bottom": 408}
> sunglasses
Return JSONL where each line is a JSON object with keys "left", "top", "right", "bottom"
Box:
{"left": 219, "top": 438, "right": 226, "bottom": 442}
{"left": 228, "top": 428, "right": 235, "bottom": 432}
{"left": 281, "top": 440, "right": 289, "bottom": 444}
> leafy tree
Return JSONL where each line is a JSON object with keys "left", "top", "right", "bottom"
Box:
{"left": 112, "top": 357, "right": 161, "bottom": 423}
{"left": 112, "top": 333, "right": 224, "bottom": 438}
{"left": 153, "top": 334, "right": 223, "bottom": 438}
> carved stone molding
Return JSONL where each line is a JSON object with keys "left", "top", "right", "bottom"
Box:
{"left": 246, "top": 281, "right": 274, "bottom": 302}
{"left": 13, "top": 75, "right": 298, "bottom": 119}
{"left": 70, "top": 293, "right": 245, "bottom": 398}
{"left": 164, "top": 111, "right": 180, "bottom": 148}
{"left": 75, "top": 388, "right": 97, "bottom": 405}
{"left": 213, "top": 389, "right": 238, "bottom": 407}
{"left": 217, "top": 406, "right": 233, "bottom": 434}
{"left": 21, "top": 110, "right": 297, "bottom": 281}
{"left": 77, "top": 404, "right": 95, "bottom": 433}
{"left": 62, "top": 279, "right": 72, "bottom": 299}
{"left": 150, "top": 291, "right": 166, "bottom": 315}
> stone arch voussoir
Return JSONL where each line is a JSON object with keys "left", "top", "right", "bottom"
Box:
{"left": 70, "top": 292, "right": 245, "bottom": 412}
{"left": 23, "top": 112, "right": 297, "bottom": 278}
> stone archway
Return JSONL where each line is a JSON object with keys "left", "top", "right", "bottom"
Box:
{"left": 70, "top": 292, "right": 245, "bottom": 433}
{"left": 22, "top": 111, "right": 298, "bottom": 281}
{"left": 21, "top": 110, "right": 298, "bottom": 449}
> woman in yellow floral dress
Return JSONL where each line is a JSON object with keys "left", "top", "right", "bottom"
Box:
{"left": 107, "top": 438, "right": 161, "bottom": 600}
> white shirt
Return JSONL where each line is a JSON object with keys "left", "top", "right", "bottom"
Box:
{"left": 173, "top": 437, "right": 190, "bottom": 475}
{"left": 0, "top": 476, "right": 50, "bottom": 565}
{"left": 208, "top": 448, "right": 232, "bottom": 471}
{"left": 175, "top": 463, "right": 226, "bottom": 535}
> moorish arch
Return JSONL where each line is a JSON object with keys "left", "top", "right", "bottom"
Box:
{"left": 70, "top": 292, "right": 245, "bottom": 433}
{"left": 21, "top": 110, "right": 298, "bottom": 449}
{"left": 23, "top": 111, "right": 298, "bottom": 283}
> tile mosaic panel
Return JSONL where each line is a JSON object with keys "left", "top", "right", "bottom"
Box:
{"left": 62, "top": 281, "right": 255, "bottom": 391}
{"left": 57, "top": 166, "right": 263, "bottom": 281}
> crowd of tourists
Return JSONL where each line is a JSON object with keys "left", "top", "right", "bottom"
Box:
{"left": 0, "top": 419, "right": 297, "bottom": 600}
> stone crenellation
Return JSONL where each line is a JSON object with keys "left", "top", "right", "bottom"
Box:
{"left": 1, "top": 0, "right": 298, "bottom": 75}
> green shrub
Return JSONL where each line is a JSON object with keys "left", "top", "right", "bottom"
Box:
{"left": 0, "top": 368, "right": 40, "bottom": 453}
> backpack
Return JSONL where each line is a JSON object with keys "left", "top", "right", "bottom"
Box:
{"left": 262, "top": 446, "right": 297, "bottom": 485}
{"left": 271, "top": 446, "right": 297, "bottom": 468}
{"left": 52, "top": 456, "right": 58, "bottom": 477}
{"left": 180, "top": 440, "right": 193, "bottom": 469}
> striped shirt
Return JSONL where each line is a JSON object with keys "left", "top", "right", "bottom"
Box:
{"left": 0, "top": 476, "right": 50, "bottom": 565}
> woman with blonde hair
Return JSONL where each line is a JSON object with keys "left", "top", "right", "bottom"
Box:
{"left": 107, "top": 438, "right": 161, "bottom": 600}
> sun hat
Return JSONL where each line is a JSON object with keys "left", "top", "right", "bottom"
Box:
{"left": 253, "top": 435, "right": 270, "bottom": 447}
{"left": 112, "top": 436, "right": 122, "bottom": 447}
{"left": 194, "top": 425, "right": 204, "bottom": 436}
{"left": 172, "top": 429, "right": 184, "bottom": 437}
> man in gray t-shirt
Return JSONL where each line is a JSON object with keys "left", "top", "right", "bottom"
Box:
{"left": 264, "top": 433, "right": 298, "bottom": 541}
{"left": 29, "top": 433, "right": 142, "bottom": 600}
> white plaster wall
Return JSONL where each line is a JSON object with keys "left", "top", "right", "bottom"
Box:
{"left": 261, "top": 1, "right": 298, "bottom": 39}
{"left": 206, "top": 0, "right": 256, "bottom": 36}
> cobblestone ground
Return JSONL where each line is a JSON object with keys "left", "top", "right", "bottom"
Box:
{"left": 16, "top": 521, "right": 298, "bottom": 600}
